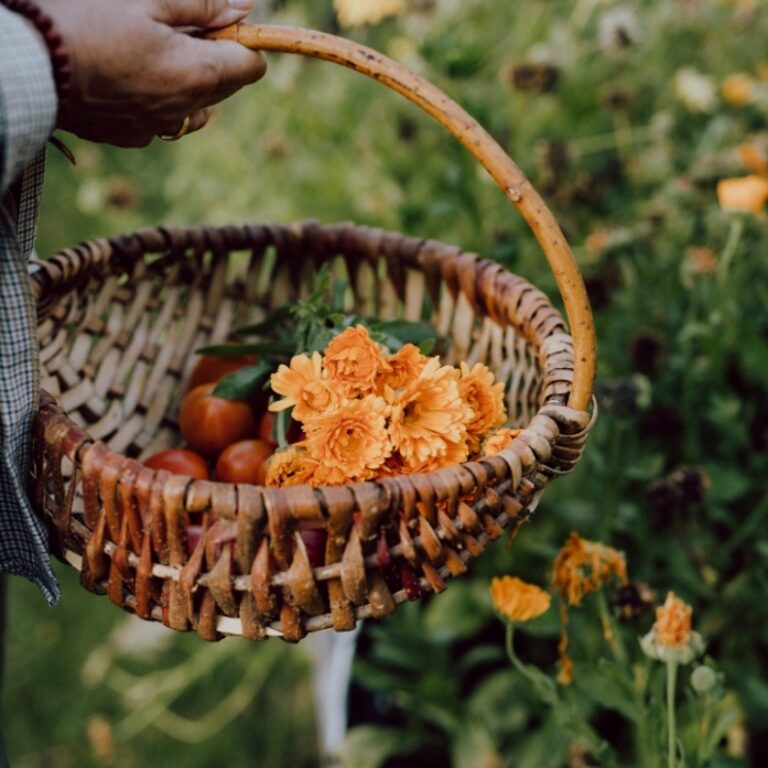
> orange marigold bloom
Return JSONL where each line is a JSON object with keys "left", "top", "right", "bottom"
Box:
{"left": 491, "top": 576, "right": 551, "bottom": 622}
{"left": 301, "top": 395, "right": 391, "bottom": 482}
{"left": 551, "top": 532, "right": 628, "bottom": 606}
{"left": 377, "top": 343, "right": 428, "bottom": 391}
{"left": 324, "top": 326, "right": 389, "bottom": 399}
{"left": 483, "top": 428, "right": 522, "bottom": 456}
{"left": 721, "top": 73, "right": 755, "bottom": 106}
{"left": 654, "top": 592, "right": 693, "bottom": 648}
{"left": 269, "top": 352, "right": 338, "bottom": 422}
{"left": 264, "top": 447, "right": 319, "bottom": 488}
{"left": 388, "top": 357, "right": 471, "bottom": 472}
{"left": 716, "top": 175, "right": 768, "bottom": 215}
{"left": 459, "top": 362, "right": 507, "bottom": 453}
{"left": 737, "top": 141, "right": 768, "bottom": 175}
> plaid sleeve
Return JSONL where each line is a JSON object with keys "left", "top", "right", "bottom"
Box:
{"left": 0, "top": 5, "right": 57, "bottom": 195}
{"left": 0, "top": 7, "right": 60, "bottom": 603}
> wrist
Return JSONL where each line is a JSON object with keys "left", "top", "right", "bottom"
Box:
{"left": 0, "top": 0, "right": 71, "bottom": 107}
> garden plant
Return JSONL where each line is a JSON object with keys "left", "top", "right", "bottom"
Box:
{"left": 4, "top": 1, "right": 768, "bottom": 766}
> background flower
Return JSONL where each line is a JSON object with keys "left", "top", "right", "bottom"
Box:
{"left": 491, "top": 576, "right": 551, "bottom": 622}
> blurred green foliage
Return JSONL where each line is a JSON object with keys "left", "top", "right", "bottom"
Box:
{"left": 5, "top": 0, "right": 768, "bottom": 765}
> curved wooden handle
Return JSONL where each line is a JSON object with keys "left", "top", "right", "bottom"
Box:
{"left": 207, "top": 23, "right": 596, "bottom": 411}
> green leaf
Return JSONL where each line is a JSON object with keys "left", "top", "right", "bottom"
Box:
{"left": 422, "top": 581, "right": 492, "bottom": 643}
{"left": 451, "top": 722, "right": 500, "bottom": 768}
{"left": 212, "top": 360, "right": 274, "bottom": 401}
{"left": 339, "top": 726, "right": 420, "bottom": 768}
{"left": 574, "top": 659, "right": 643, "bottom": 722}
{"left": 197, "top": 340, "right": 295, "bottom": 359}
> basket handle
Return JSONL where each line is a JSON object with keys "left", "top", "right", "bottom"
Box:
{"left": 207, "top": 23, "right": 596, "bottom": 412}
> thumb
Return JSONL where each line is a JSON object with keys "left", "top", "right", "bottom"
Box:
{"left": 153, "top": 0, "right": 254, "bottom": 28}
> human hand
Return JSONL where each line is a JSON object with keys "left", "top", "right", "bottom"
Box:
{"left": 35, "top": 0, "right": 267, "bottom": 147}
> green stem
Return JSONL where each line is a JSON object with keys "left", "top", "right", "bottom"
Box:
{"left": 666, "top": 661, "right": 679, "bottom": 768}
{"left": 596, "top": 591, "right": 628, "bottom": 664}
{"left": 717, "top": 216, "right": 745, "bottom": 288}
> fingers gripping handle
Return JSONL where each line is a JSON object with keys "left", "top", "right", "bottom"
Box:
{"left": 208, "top": 23, "right": 597, "bottom": 412}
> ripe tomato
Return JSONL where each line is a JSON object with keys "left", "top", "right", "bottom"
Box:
{"left": 215, "top": 439, "right": 275, "bottom": 485}
{"left": 143, "top": 448, "right": 210, "bottom": 480}
{"left": 186, "top": 354, "right": 258, "bottom": 392}
{"left": 179, "top": 383, "right": 257, "bottom": 458}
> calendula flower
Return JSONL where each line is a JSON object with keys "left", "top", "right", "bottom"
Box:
{"left": 334, "top": 0, "right": 405, "bottom": 28}
{"left": 265, "top": 447, "right": 319, "bottom": 488}
{"left": 301, "top": 395, "right": 391, "bottom": 483}
{"left": 458, "top": 362, "right": 507, "bottom": 453}
{"left": 483, "top": 428, "right": 522, "bottom": 456}
{"left": 551, "top": 532, "right": 628, "bottom": 606}
{"left": 722, "top": 73, "right": 755, "bottom": 106}
{"left": 738, "top": 141, "right": 768, "bottom": 175}
{"left": 717, "top": 175, "right": 768, "bottom": 215}
{"left": 324, "top": 326, "right": 389, "bottom": 399}
{"left": 655, "top": 591, "right": 692, "bottom": 647}
{"left": 641, "top": 592, "right": 704, "bottom": 664}
{"left": 269, "top": 352, "right": 339, "bottom": 422}
{"left": 377, "top": 343, "right": 428, "bottom": 391}
{"left": 491, "top": 576, "right": 551, "bottom": 622}
{"left": 388, "top": 357, "right": 471, "bottom": 472}
{"left": 552, "top": 533, "right": 629, "bottom": 685}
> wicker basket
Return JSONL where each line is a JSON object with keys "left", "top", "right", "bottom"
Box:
{"left": 29, "top": 24, "right": 597, "bottom": 642}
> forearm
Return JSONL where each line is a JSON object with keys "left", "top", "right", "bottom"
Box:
{"left": 0, "top": 4, "right": 57, "bottom": 195}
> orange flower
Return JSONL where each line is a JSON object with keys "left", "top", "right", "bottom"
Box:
{"left": 716, "top": 176, "right": 768, "bottom": 215}
{"left": 551, "top": 532, "right": 628, "bottom": 606}
{"left": 377, "top": 344, "right": 428, "bottom": 391}
{"left": 324, "top": 326, "right": 389, "bottom": 399}
{"left": 722, "top": 73, "right": 755, "bottom": 106}
{"left": 641, "top": 591, "right": 704, "bottom": 664}
{"left": 265, "top": 447, "right": 319, "bottom": 487}
{"left": 459, "top": 362, "right": 507, "bottom": 453}
{"left": 491, "top": 576, "right": 551, "bottom": 622}
{"left": 483, "top": 428, "right": 522, "bottom": 456}
{"left": 301, "top": 395, "right": 391, "bottom": 482}
{"left": 654, "top": 592, "right": 693, "bottom": 648}
{"left": 269, "top": 352, "right": 338, "bottom": 422}
{"left": 388, "top": 357, "right": 471, "bottom": 472}
{"left": 738, "top": 141, "right": 768, "bottom": 175}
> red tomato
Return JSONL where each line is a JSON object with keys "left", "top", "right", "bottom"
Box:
{"left": 186, "top": 354, "right": 258, "bottom": 392}
{"left": 215, "top": 439, "right": 275, "bottom": 485}
{"left": 143, "top": 448, "right": 210, "bottom": 480}
{"left": 179, "top": 383, "right": 257, "bottom": 458}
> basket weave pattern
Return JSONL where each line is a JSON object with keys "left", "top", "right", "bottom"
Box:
{"left": 30, "top": 221, "right": 591, "bottom": 641}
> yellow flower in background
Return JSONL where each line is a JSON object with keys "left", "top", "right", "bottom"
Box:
{"left": 491, "top": 576, "right": 551, "bottom": 622}
{"left": 458, "top": 362, "right": 507, "bottom": 453}
{"left": 388, "top": 357, "right": 471, "bottom": 471}
{"left": 269, "top": 352, "right": 338, "bottom": 422}
{"left": 654, "top": 591, "right": 693, "bottom": 648}
{"left": 483, "top": 427, "right": 522, "bottom": 456}
{"left": 265, "top": 447, "right": 319, "bottom": 487}
{"left": 302, "top": 395, "right": 392, "bottom": 482}
{"left": 334, "top": 0, "right": 405, "bottom": 28}
{"left": 325, "top": 325, "right": 389, "bottom": 399}
{"left": 551, "top": 532, "right": 628, "bottom": 606}
{"left": 721, "top": 73, "right": 755, "bottom": 106}
{"left": 716, "top": 175, "right": 768, "bottom": 215}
